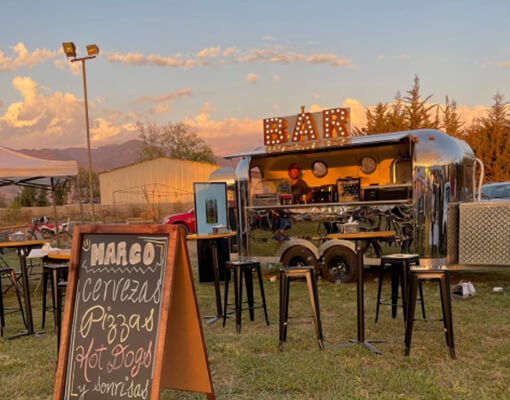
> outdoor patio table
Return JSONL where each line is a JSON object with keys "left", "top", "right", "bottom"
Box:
{"left": 326, "top": 231, "right": 396, "bottom": 355}
{"left": 47, "top": 249, "right": 71, "bottom": 261}
{"left": 0, "top": 240, "right": 48, "bottom": 339}
{"left": 187, "top": 231, "right": 236, "bottom": 325}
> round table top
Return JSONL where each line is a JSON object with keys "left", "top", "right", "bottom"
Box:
{"left": 47, "top": 249, "right": 71, "bottom": 260}
{"left": 0, "top": 240, "right": 48, "bottom": 248}
{"left": 326, "top": 231, "right": 396, "bottom": 240}
{"left": 187, "top": 231, "right": 237, "bottom": 240}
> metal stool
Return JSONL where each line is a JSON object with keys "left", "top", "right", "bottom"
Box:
{"left": 375, "top": 254, "right": 426, "bottom": 323}
{"left": 41, "top": 263, "right": 68, "bottom": 330}
{"left": 223, "top": 260, "right": 269, "bottom": 333}
{"left": 405, "top": 268, "right": 455, "bottom": 359}
{"left": 279, "top": 266, "right": 324, "bottom": 351}
{"left": 0, "top": 267, "right": 26, "bottom": 336}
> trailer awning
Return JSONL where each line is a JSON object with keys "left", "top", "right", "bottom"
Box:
{"left": 225, "top": 131, "right": 416, "bottom": 159}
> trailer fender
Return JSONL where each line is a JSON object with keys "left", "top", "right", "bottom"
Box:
{"left": 278, "top": 239, "right": 320, "bottom": 275}
{"left": 318, "top": 239, "right": 356, "bottom": 257}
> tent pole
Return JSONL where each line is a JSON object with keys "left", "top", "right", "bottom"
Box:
{"left": 75, "top": 175, "right": 84, "bottom": 222}
{"left": 51, "top": 178, "right": 61, "bottom": 248}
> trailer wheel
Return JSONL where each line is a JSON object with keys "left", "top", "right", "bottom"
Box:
{"left": 281, "top": 246, "right": 319, "bottom": 276}
{"left": 322, "top": 245, "right": 357, "bottom": 283}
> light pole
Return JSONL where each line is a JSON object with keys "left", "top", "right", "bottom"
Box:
{"left": 62, "top": 42, "right": 99, "bottom": 223}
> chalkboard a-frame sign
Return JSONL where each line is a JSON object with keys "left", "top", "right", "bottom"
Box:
{"left": 54, "top": 225, "right": 215, "bottom": 400}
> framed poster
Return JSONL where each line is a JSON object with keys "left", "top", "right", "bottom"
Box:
{"left": 194, "top": 182, "right": 228, "bottom": 235}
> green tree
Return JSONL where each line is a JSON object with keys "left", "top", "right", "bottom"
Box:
{"left": 465, "top": 92, "right": 510, "bottom": 182}
{"left": 441, "top": 96, "right": 464, "bottom": 137}
{"left": 70, "top": 167, "right": 100, "bottom": 202}
{"left": 19, "top": 187, "right": 37, "bottom": 207}
{"left": 35, "top": 189, "right": 49, "bottom": 207}
{"left": 136, "top": 121, "right": 216, "bottom": 164}
{"left": 403, "top": 75, "right": 437, "bottom": 130}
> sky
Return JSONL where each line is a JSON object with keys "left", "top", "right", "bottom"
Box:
{"left": 0, "top": 0, "right": 509, "bottom": 155}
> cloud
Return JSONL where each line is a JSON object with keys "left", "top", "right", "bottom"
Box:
{"left": 0, "top": 101, "right": 4, "bottom": 108}
{"left": 235, "top": 49, "right": 305, "bottom": 64}
{"left": 272, "top": 105, "right": 280, "bottom": 111}
{"left": 183, "top": 111, "right": 261, "bottom": 155}
{"left": 307, "top": 54, "right": 352, "bottom": 67}
{"left": 342, "top": 98, "right": 367, "bottom": 129}
{"left": 263, "top": 36, "right": 276, "bottom": 41}
{"left": 133, "top": 88, "right": 192, "bottom": 104}
{"left": 0, "top": 76, "right": 137, "bottom": 148}
{"left": 0, "top": 42, "right": 58, "bottom": 72}
{"left": 53, "top": 59, "right": 82, "bottom": 76}
{"left": 106, "top": 52, "right": 197, "bottom": 68}
{"left": 196, "top": 46, "right": 221, "bottom": 59}
{"left": 95, "top": 96, "right": 107, "bottom": 104}
{"left": 147, "top": 103, "right": 172, "bottom": 115}
{"left": 222, "top": 47, "right": 238, "bottom": 57}
{"left": 247, "top": 73, "right": 259, "bottom": 84}
{"left": 377, "top": 55, "right": 384, "bottom": 60}
{"left": 313, "top": 93, "right": 320, "bottom": 99}
{"left": 273, "top": 74, "right": 280, "bottom": 82}
{"left": 199, "top": 102, "right": 217, "bottom": 113}
{"left": 502, "top": 62, "right": 510, "bottom": 67}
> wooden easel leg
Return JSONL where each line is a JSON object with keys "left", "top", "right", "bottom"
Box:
{"left": 206, "top": 392, "right": 216, "bottom": 400}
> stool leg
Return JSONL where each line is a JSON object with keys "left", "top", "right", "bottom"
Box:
{"left": 418, "top": 281, "right": 427, "bottom": 320}
{"left": 51, "top": 269, "right": 59, "bottom": 331}
{"left": 404, "top": 275, "right": 419, "bottom": 356}
{"left": 56, "top": 284, "right": 63, "bottom": 357}
{"left": 439, "top": 273, "right": 456, "bottom": 359}
{"left": 255, "top": 265, "right": 270, "bottom": 326}
{"left": 306, "top": 272, "right": 324, "bottom": 350}
{"left": 244, "top": 268, "right": 255, "bottom": 322}
{"left": 0, "top": 276, "right": 5, "bottom": 336}
{"left": 42, "top": 270, "right": 48, "bottom": 329}
{"left": 278, "top": 272, "right": 287, "bottom": 352}
{"left": 234, "top": 267, "right": 243, "bottom": 334}
{"left": 391, "top": 265, "right": 400, "bottom": 319}
{"left": 283, "top": 275, "right": 290, "bottom": 342}
{"left": 10, "top": 271, "right": 26, "bottom": 329}
{"left": 222, "top": 268, "right": 231, "bottom": 327}
{"left": 401, "top": 261, "right": 408, "bottom": 323}
{"left": 375, "top": 265, "right": 385, "bottom": 323}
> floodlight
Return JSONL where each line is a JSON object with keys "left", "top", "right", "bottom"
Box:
{"left": 62, "top": 42, "right": 76, "bottom": 58}
{"left": 86, "top": 44, "right": 99, "bottom": 56}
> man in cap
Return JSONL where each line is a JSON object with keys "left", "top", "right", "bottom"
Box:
{"left": 288, "top": 163, "right": 312, "bottom": 202}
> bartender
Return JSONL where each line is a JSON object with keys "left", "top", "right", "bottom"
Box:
{"left": 288, "top": 163, "right": 312, "bottom": 202}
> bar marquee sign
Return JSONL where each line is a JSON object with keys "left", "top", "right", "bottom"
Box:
{"left": 263, "top": 106, "right": 351, "bottom": 146}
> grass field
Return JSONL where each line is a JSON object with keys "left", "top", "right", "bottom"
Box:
{"left": 0, "top": 248, "right": 509, "bottom": 399}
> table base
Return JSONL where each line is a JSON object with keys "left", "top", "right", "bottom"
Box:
{"left": 8, "top": 329, "right": 47, "bottom": 340}
{"left": 336, "top": 338, "right": 387, "bottom": 355}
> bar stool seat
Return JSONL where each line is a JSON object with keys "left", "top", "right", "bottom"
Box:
{"left": 376, "top": 254, "right": 426, "bottom": 323}
{"left": 0, "top": 267, "right": 26, "bottom": 336}
{"left": 405, "top": 267, "right": 455, "bottom": 359}
{"left": 41, "top": 262, "right": 68, "bottom": 330}
{"left": 223, "top": 260, "right": 269, "bottom": 333}
{"left": 279, "top": 266, "right": 324, "bottom": 351}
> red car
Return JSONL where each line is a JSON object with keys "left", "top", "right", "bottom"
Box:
{"left": 161, "top": 208, "right": 196, "bottom": 233}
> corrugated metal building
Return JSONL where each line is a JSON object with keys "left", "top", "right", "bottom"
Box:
{"left": 99, "top": 157, "right": 219, "bottom": 205}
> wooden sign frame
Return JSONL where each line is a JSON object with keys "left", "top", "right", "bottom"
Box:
{"left": 54, "top": 224, "right": 215, "bottom": 400}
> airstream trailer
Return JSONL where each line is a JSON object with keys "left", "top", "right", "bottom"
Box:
{"left": 225, "top": 107, "right": 483, "bottom": 282}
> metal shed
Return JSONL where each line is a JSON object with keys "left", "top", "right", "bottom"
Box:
{"left": 99, "top": 157, "right": 220, "bottom": 205}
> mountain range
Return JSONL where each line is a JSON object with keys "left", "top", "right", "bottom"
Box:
{"left": 16, "top": 140, "right": 234, "bottom": 172}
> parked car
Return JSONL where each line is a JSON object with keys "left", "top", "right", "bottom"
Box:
{"left": 481, "top": 182, "right": 510, "bottom": 201}
{"left": 161, "top": 208, "right": 196, "bottom": 233}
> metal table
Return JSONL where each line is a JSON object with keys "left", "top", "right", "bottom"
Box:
{"left": 327, "top": 231, "right": 396, "bottom": 354}
{"left": 187, "top": 232, "right": 236, "bottom": 325}
{"left": 0, "top": 240, "right": 48, "bottom": 339}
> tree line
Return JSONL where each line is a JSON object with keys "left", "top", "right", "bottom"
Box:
{"left": 353, "top": 75, "right": 510, "bottom": 182}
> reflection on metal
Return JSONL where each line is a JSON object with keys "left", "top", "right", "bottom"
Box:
{"left": 389, "top": 153, "right": 411, "bottom": 184}
{"left": 235, "top": 157, "right": 251, "bottom": 258}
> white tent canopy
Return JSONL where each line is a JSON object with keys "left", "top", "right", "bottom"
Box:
{"left": 0, "top": 146, "right": 78, "bottom": 188}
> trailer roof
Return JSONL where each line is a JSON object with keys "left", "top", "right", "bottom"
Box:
{"left": 224, "top": 131, "right": 415, "bottom": 159}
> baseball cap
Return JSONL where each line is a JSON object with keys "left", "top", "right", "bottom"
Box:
{"left": 288, "top": 163, "right": 300, "bottom": 171}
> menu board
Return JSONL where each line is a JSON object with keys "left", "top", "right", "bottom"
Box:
{"left": 64, "top": 233, "right": 167, "bottom": 399}
{"left": 54, "top": 225, "right": 215, "bottom": 400}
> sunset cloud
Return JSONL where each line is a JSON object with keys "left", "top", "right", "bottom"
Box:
{"left": 235, "top": 49, "right": 305, "bottom": 64}
{"left": 196, "top": 46, "right": 221, "bottom": 59}
{"left": 54, "top": 58, "right": 82, "bottom": 76}
{"left": 247, "top": 73, "right": 259, "bottom": 84}
{"left": 273, "top": 74, "right": 280, "bottom": 82}
{"left": 133, "top": 88, "right": 192, "bottom": 104}
{"left": 312, "top": 93, "right": 320, "bottom": 99}
{"left": 106, "top": 52, "right": 197, "bottom": 68}
{"left": 307, "top": 54, "right": 352, "bottom": 67}
{"left": 0, "top": 43, "right": 58, "bottom": 72}
{"left": 222, "top": 47, "right": 238, "bottom": 57}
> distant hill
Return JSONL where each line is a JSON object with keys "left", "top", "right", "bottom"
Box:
{"left": 16, "top": 140, "right": 235, "bottom": 172}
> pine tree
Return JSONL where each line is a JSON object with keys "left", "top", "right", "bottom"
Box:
{"left": 403, "top": 75, "right": 436, "bottom": 130}
{"left": 441, "top": 96, "right": 464, "bottom": 137}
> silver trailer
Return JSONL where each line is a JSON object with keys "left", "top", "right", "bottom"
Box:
{"left": 226, "top": 129, "right": 484, "bottom": 282}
